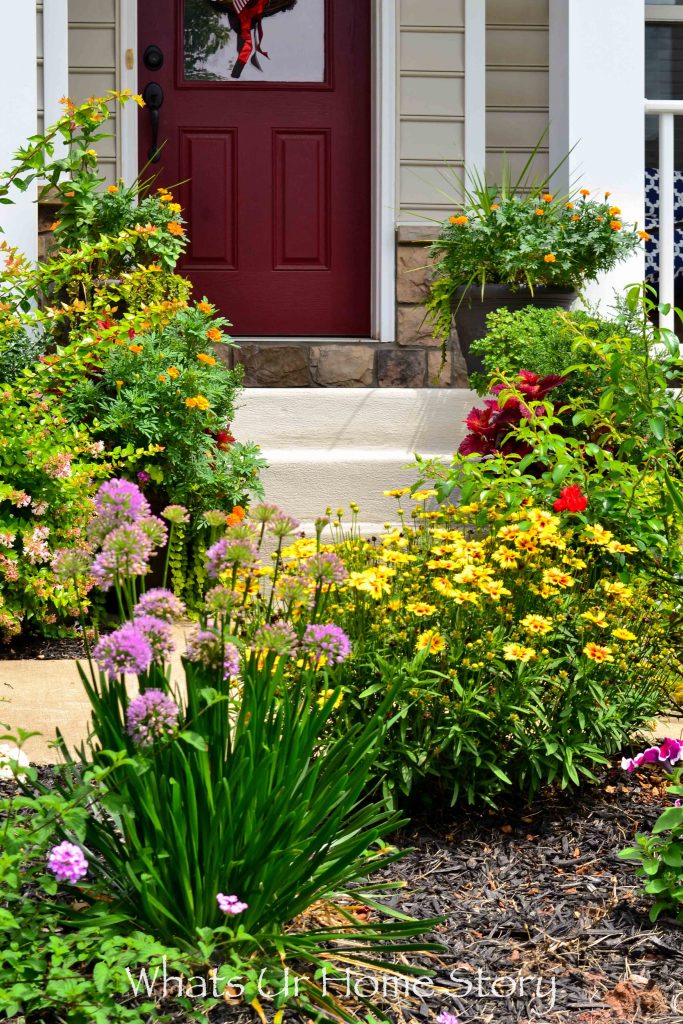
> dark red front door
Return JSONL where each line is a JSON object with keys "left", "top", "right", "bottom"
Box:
{"left": 138, "top": 0, "right": 371, "bottom": 336}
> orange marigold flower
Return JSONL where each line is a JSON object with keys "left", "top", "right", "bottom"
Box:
{"left": 197, "top": 301, "right": 213, "bottom": 313}
{"left": 571, "top": 214, "right": 581, "bottom": 222}
{"left": 158, "top": 374, "right": 167, "bottom": 382}
{"left": 107, "top": 185, "right": 119, "bottom": 194}
{"left": 597, "top": 216, "right": 604, "bottom": 223}
{"left": 535, "top": 208, "right": 545, "bottom": 216}
{"left": 159, "top": 192, "right": 173, "bottom": 202}
{"left": 449, "top": 215, "right": 468, "bottom": 226}
{"left": 168, "top": 203, "right": 182, "bottom": 213}
{"left": 129, "top": 344, "right": 143, "bottom": 354}
{"left": 580, "top": 188, "right": 590, "bottom": 197}
{"left": 116, "top": 380, "right": 124, "bottom": 388}
{"left": 185, "top": 394, "right": 210, "bottom": 411}
{"left": 50, "top": 220, "right": 61, "bottom": 231}
{"left": 543, "top": 193, "right": 553, "bottom": 202}
{"left": 565, "top": 202, "right": 575, "bottom": 209}
{"left": 638, "top": 230, "right": 651, "bottom": 241}
{"left": 168, "top": 366, "right": 180, "bottom": 379}
{"left": 604, "top": 191, "right": 612, "bottom": 199}
{"left": 610, "top": 220, "right": 622, "bottom": 231}
{"left": 491, "top": 203, "right": 500, "bottom": 210}
{"left": 608, "top": 206, "right": 621, "bottom": 216}
{"left": 544, "top": 253, "right": 556, "bottom": 263}
{"left": 226, "top": 505, "right": 246, "bottom": 527}
{"left": 206, "top": 327, "right": 222, "bottom": 342}
{"left": 198, "top": 352, "right": 217, "bottom": 365}
{"left": 167, "top": 221, "right": 184, "bottom": 237}
{"left": 64, "top": 191, "right": 75, "bottom": 197}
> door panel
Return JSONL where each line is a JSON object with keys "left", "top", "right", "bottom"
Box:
{"left": 138, "top": 0, "right": 372, "bottom": 336}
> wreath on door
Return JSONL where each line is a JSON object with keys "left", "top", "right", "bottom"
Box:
{"left": 207, "top": 0, "right": 299, "bottom": 78}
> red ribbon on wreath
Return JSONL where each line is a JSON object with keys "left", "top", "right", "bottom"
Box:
{"left": 233, "top": 0, "right": 270, "bottom": 72}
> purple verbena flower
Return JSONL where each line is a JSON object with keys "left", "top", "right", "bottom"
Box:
{"left": 134, "top": 615, "right": 175, "bottom": 663}
{"left": 252, "top": 620, "right": 298, "bottom": 657}
{"left": 621, "top": 738, "right": 683, "bottom": 774}
{"left": 301, "top": 623, "right": 352, "bottom": 667}
{"left": 216, "top": 892, "right": 248, "bottom": 915}
{"left": 134, "top": 588, "right": 186, "bottom": 623}
{"left": 301, "top": 552, "right": 348, "bottom": 586}
{"left": 126, "top": 689, "right": 180, "bottom": 747}
{"left": 93, "top": 623, "right": 153, "bottom": 680}
{"left": 47, "top": 841, "right": 88, "bottom": 884}
{"left": 206, "top": 537, "right": 258, "bottom": 578}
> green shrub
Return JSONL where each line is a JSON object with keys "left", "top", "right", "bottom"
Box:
{"left": 468, "top": 305, "right": 645, "bottom": 400}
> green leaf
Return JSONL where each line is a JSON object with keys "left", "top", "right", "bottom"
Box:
{"left": 653, "top": 804, "right": 683, "bottom": 834}
{"left": 178, "top": 730, "right": 209, "bottom": 752}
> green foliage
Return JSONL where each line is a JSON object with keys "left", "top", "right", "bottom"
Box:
{"left": 420, "top": 286, "right": 683, "bottom": 571}
{"left": 184, "top": 0, "right": 232, "bottom": 80}
{"left": 425, "top": 164, "right": 642, "bottom": 343}
{"left": 62, "top": 304, "right": 265, "bottom": 512}
{"left": 468, "top": 305, "right": 644, "bottom": 401}
{"left": 0, "top": 388, "right": 124, "bottom": 639}
{"left": 620, "top": 769, "right": 683, "bottom": 923}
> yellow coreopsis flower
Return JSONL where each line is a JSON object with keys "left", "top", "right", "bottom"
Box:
{"left": 543, "top": 568, "right": 576, "bottom": 589}
{"left": 581, "top": 609, "right": 609, "bottom": 629}
{"left": 520, "top": 614, "right": 553, "bottom": 636}
{"left": 503, "top": 643, "right": 535, "bottom": 663}
{"left": 406, "top": 602, "right": 437, "bottom": 616}
{"left": 416, "top": 629, "right": 447, "bottom": 655}
{"left": 612, "top": 628, "right": 637, "bottom": 642}
{"left": 583, "top": 642, "right": 614, "bottom": 663}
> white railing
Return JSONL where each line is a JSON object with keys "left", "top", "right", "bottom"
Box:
{"left": 645, "top": 99, "right": 683, "bottom": 330}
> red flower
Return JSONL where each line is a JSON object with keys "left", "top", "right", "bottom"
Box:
{"left": 215, "top": 429, "right": 235, "bottom": 451}
{"left": 553, "top": 485, "right": 588, "bottom": 513}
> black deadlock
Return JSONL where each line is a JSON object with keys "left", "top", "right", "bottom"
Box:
{"left": 143, "top": 45, "right": 164, "bottom": 71}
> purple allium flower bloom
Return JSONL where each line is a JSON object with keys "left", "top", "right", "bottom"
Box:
{"left": 301, "top": 552, "right": 348, "bottom": 586}
{"left": 89, "top": 479, "right": 151, "bottom": 544}
{"left": 253, "top": 620, "right": 298, "bottom": 657}
{"left": 276, "top": 575, "right": 314, "bottom": 610}
{"left": 204, "top": 585, "right": 242, "bottom": 618}
{"left": 206, "top": 537, "right": 258, "bottom": 578}
{"left": 47, "top": 841, "right": 88, "bottom": 884}
{"left": 269, "top": 514, "right": 300, "bottom": 540}
{"left": 134, "top": 588, "right": 186, "bottom": 623}
{"left": 185, "top": 628, "right": 241, "bottom": 680}
{"left": 134, "top": 615, "right": 175, "bottom": 663}
{"left": 126, "top": 689, "right": 180, "bottom": 747}
{"left": 161, "top": 504, "right": 190, "bottom": 526}
{"left": 203, "top": 509, "right": 227, "bottom": 528}
{"left": 437, "top": 1013, "right": 460, "bottom": 1024}
{"left": 137, "top": 515, "right": 168, "bottom": 550}
{"left": 93, "top": 623, "right": 153, "bottom": 680}
{"left": 90, "top": 523, "right": 153, "bottom": 590}
{"left": 248, "top": 503, "right": 282, "bottom": 524}
{"left": 621, "top": 738, "right": 683, "bottom": 774}
{"left": 216, "top": 892, "right": 248, "bottom": 915}
{"left": 51, "top": 547, "right": 92, "bottom": 582}
{"left": 301, "top": 623, "right": 352, "bottom": 667}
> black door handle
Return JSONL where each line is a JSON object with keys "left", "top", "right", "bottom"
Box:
{"left": 143, "top": 82, "right": 164, "bottom": 163}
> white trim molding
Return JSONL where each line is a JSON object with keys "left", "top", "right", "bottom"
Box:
{"left": 119, "top": 0, "right": 138, "bottom": 185}
{"left": 549, "top": 0, "right": 645, "bottom": 304}
{"left": 464, "top": 0, "right": 486, "bottom": 180}
{"left": 0, "top": 3, "right": 37, "bottom": 260}
{"left": 371, "top": 0, "right": 397, "bottom": 342}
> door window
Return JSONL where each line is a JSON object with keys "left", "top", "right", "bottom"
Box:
{"left": 184, "top": 0, "right": 326, "bottom": 83}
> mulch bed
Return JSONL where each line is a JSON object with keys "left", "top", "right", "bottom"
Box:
{"left": 2, "top": 762, "right": 682, "bottom": 1024}
{"left": 0, "top": 634, "right": 86, "bottom": 661}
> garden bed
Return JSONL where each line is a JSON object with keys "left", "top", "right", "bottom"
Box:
{"left": 3, "top": 761, "right": 681, "bottom": 1024}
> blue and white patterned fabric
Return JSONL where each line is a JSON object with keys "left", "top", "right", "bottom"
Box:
{"left": 644, "top": 166, "right": 683, "bottom": 282}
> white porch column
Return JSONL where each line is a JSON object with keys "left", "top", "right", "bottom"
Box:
{"left": 0, "top": 6, "right": 38, "bottom": 260}
{"left": 549, "top": 0, "right": 645, "bottom": 305}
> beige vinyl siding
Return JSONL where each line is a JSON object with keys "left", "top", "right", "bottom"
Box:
{"left": 399, "top": 0, "right": 465, "bottom": 220}
{"left": 486, "top": 0, "right": 549, "bottom": 185}
{"left": 67, "top": 0, "right": 119, "bottom": 185}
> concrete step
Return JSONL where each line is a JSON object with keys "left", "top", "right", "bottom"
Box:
{"left": 232, "top": 387, "right": 476, "bottom": 519}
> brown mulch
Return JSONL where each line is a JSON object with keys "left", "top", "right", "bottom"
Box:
{"left": 0, "top": 634, "right": 86, "bottom": 661}
{"left": 2, "top": 762, "right": 683, "bottom": 1023}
